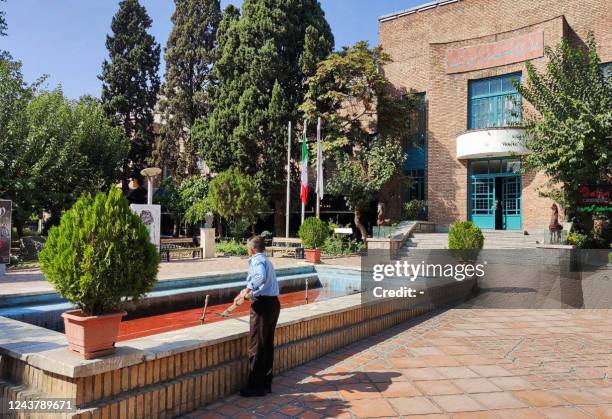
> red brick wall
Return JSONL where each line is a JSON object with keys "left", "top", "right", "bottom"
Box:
{"left": 379, "top": 0, "right": 611, "bottom": 231}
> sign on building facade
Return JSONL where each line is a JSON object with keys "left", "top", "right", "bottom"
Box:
{"left": 447, "top": 31, "right": 544, "bottom": 74}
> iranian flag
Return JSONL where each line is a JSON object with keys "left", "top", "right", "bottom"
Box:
{"left": 300, "top": 127, "right": 308, "bottom": 204}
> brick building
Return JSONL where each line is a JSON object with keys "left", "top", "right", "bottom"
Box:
{"left": 379, "top": 0, "right": 611, "bottom": 232}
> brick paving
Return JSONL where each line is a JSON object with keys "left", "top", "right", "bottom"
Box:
{"left": 182, "top": 309, "right": 612, "bottom": 418}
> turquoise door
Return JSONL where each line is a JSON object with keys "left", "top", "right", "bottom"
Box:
{"left": 470, "top": 176, "right": 495, "bottom": 229}
{"left": 502, "top": 176, "right": 522, "bottom": 230}
{"left": 468, "top": 158, "right": 522, "bottom": 230}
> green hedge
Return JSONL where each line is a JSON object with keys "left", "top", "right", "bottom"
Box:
{"left": 216, "top": 240, "right": 248, "bottom": 256}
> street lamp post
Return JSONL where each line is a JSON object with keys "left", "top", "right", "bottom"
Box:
{"left": 140, "top": 167, "right": 162, "bottom": 205}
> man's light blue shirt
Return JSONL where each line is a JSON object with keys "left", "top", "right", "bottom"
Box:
{"left": 246, "top": 252, "right": 279, "bottom": 297}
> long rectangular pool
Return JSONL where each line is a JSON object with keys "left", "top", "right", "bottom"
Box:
{"left": 0, "top": 265, "right": 362, "bottom": 339}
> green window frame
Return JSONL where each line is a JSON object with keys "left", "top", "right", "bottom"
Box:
{"left": 468, "top": 73, "right": 522, "bottom": 129}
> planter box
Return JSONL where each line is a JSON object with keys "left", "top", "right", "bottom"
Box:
{"left": 304, "top": 248, "right": 321, "bottom": 264}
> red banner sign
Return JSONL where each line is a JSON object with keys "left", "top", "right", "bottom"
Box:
{"left": 447, "top": 31, "right": 544, "bottom": 74}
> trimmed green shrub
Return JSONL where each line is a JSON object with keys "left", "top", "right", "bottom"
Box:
{"left": 39, "top": 188, "right": 159, "bottom": 315}
{"left": 299, "top": 217, "right": 329, "bottom": 249}
{"left": 216, "top": 240, "right": 248, "bottom": 256}
{"left": 402, "top": 200, "right": 427, "bottom": 221}
{"left": 448, "top": 221, "right": 484, "bottom": 250}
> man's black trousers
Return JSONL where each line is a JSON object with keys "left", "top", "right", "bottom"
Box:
{"left": 247, "top": 296, "right": 281, "bottom": 392}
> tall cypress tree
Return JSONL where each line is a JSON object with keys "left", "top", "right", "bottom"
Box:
{"left": 193, "top": 0, "right": 334, "bottom": 232}
{"left": 1, "top": 0, "right": 10, "bottom": 59}
{"left": 99, "top": 0, "right": 160, "bottom": 186}
{"left": 153, "top": 0, "right": 221, "bottom": 178}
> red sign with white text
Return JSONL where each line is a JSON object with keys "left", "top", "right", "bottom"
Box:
{"left": 447, "top": 31, "right": 544, "bottom": 74}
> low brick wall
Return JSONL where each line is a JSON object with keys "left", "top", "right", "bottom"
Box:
{"left": 0, "top": 277, "right": 474, "bottom": 419}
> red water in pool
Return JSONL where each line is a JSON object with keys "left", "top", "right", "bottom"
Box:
{"left": 117, "top": 288, "right": 324, "bottom": 341}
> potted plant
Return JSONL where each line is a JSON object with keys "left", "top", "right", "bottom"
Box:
{"left": 298, "top": 217, "right": 329, "bottom": 264}
{"left": 39, "top": 188, "right": 159, "bottom": 359}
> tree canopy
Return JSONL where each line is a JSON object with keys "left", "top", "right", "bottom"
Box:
{"left": 0, "top": 60, "right": 128, "bottom": 234}
{"left": 153, "top": 0, "right": 221, "bottom": 177}
{"left": 204, "top": 168, "right": 268, "bottom": 238}
{"left": 99, "top": 0, "right": 160, "bottom": 184}
{"left": 300, "top": 42, "right": 413, "bottom": 239}
{"left": 193, "top": 0, "right": 334, "bottom": 226}
{"left": 516, "top": 33, "right": 611, "bottom": 214}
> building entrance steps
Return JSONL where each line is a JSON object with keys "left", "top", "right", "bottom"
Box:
{"left": 402, "top": 230, "right": 540, "bottom": 250}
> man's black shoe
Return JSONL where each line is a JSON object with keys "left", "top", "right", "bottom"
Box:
{"left": 265, "top": 386, "right": 272, "bottom": 394}
{"left": 240, "top": 387, "right": 266, "bottom": 398}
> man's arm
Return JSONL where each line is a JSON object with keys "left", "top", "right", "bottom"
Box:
{"left": 246, "top": 261, "right": 266, "bottom": 292}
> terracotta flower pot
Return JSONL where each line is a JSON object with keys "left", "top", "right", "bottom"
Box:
{"left": 304, "top": 248, "right": 321, "bottom": 264}
{"left": 62, "top": 309, "right": 127, "bottom": 359}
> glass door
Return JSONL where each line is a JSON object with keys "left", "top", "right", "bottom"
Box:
{"left": 470, "top": 176, "right": 495, "bottom": 229}
{"left": 502, "top": 176, "right": 522, "bottom": 230}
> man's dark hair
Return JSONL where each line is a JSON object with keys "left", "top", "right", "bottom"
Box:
{"left": 248, "top": 236, "right": 266, "bottom": 253}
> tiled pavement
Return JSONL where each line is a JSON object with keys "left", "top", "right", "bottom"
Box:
{"left": 182, "top": 309, "right": 612, "bottom": 419}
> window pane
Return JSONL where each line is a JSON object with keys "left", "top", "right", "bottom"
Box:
{"left": 502, "top": 74, "right": 520, "bottom": 92}
{"left": 502, "top": 159, "right": 521, "bottom": 173}
{"left": 489, "top": 159, "right": 501, "bottom": 173}
{"left": 489, "top": 78, "right": 502, "bottom": 94}
{"left": 470, "top": 79, "right": 489, "bottom": 97}
{"left": 471, "top": 160, "right": 488, "bottom": 175}
{"left": 468, "top": 73, "right": 522, "bottom": 129}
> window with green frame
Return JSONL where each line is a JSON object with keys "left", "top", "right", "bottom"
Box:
{"left": 468, "top": 73, "right": 522, "bottom": 129}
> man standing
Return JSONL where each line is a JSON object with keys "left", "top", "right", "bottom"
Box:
{"left": 239, "top": 236, "right": 280, "bottom": 397}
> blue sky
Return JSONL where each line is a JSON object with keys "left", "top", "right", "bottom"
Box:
{"left": 1, "top": 0, "right": 421, "bottom": 99}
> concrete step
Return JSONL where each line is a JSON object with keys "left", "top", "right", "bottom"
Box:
{"left": 405, "top": 230, "right": 540, "bottom": 250}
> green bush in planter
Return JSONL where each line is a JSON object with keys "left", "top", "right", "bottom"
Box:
{"left": 298, "top": 217, "right": 329, "bottom": 249}
{"left": 39, "top": 188, "right": 160, "bottom": 316}
{"left": 448, "top": 221, "right": 484, "bottom": 261}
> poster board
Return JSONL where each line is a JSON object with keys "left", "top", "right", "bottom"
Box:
{"left": 130, "top": 204, "right": 161, "bottom": 252}
{"left": 0, "top": 200, "right": 11, "bottom": 264}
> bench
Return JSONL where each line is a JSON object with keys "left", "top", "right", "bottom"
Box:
{"left": 267, "top": 237, "right": 302, "bottom": 257}
{"left": 161, "top": 237, "right": 195, "bottom": 246}
{"left": 161, "top": 247, "right": 203, "bottom": 262}
{"left": 160, "top": 237, "right": 201, "bottom": 262}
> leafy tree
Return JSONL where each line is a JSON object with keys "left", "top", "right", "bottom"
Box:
{"left": 154, "top": 177, "right": 183, "bottom": 236}
{"left": 300, "top": 42, "right": 414, "bottom": 240}
{"left": 515, "top": 33, "right": 611, "bottom": 220}
{"left": 153, "top": 0, "right": 221, "bottom": 177}
{"left": 193, "top": 0, "right": 334, "bottom": 233}
{"left": 0, "top": 61, "right": 128, "bottom": 235}
{"left": 40, "top": 188, "right": 159, "bottom": 315}
{"left": 99, "top": 0, "right": 161, "bottom": 186}
{"left": 179, "top": 175, "right": 209, "bottom": 226}
{"left": 154, "top": 175, "right": 209, "bottom": 235}
{"left": 204, "top": 168, "right": 268, "bottom": 238}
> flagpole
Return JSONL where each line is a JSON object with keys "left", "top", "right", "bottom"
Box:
{"left": 316, "top": 117, "right": 321, "bottom": 219}
{"left": 285, "top": 121, "right": 291, "bottom": 238}
{"left": 301, "top": 120, "right": 306, "bottom": 224}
